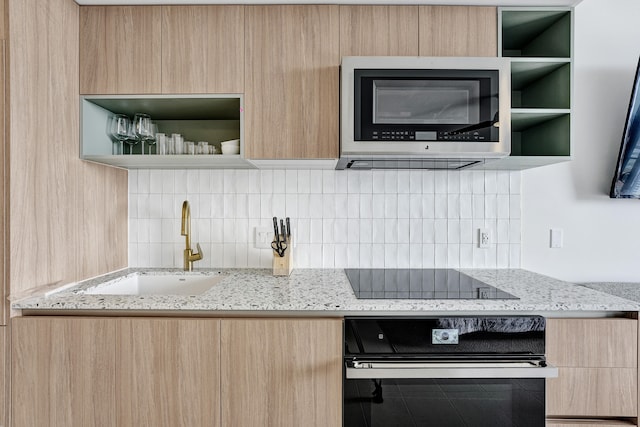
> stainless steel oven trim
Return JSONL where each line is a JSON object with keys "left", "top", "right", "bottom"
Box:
{"left": 345, "top": 360, "right": 558, "bottom": 379}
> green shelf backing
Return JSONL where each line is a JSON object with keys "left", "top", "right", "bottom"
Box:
{"left": 502, "top": 10, "right": 571, "bottom": 58}
{"left": 87, "top": 97, "right": 241, "bottom": 120}
{"left": 512, "top": 114, "right": 570, "bottom": 156}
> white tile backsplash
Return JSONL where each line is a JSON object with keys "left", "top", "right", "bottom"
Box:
{"left": 129, "top": 169, "right": 522, "bottom": 269}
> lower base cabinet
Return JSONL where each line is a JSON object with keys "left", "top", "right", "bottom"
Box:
{"left": 221, "top": 318, "right": 342, "bottom": 427}
{"left": 11, "top": 316, "right": 342, "bottom": 427}
{"left": 546, "top": 317, "right": 639, "bottom": 426}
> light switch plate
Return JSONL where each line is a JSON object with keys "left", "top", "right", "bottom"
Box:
{"left": 550, "top": 228, "right": 563, "bottom": 248}
{"left": 254, "top": 226, "right": 272, "bottom": 249}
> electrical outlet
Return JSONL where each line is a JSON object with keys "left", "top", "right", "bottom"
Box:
{"left": 254, "top": 226, "right": 272, "bottom": 249}
{"left": 478, "top": 228, "right": 490, "bottom": 248}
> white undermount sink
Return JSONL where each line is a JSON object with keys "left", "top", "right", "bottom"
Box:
{"left": 83, "top": 272, "right": 224, "bottom": 296}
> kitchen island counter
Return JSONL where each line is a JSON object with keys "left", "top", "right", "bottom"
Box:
{"left": 12, "top": 268, "right": 640, "bottom": 316}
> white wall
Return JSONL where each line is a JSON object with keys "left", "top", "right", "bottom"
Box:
{"left": 522, "top": 0, "right": 640, "bottom": 282}
{"left": 129, "top": 169, "right": 522, "bottom": 269}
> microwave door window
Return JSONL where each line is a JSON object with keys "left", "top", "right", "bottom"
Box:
{"left": 372, "top": 80, "right": 481, "bottom": 125}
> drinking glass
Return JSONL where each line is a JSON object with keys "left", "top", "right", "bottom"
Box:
{"left": 133, "top": 113, "right": 153, "bottom": 155}
{"left": 146, "top": 123, "right": 158, "bottom": 155}
{"left": 109, "top": 114, "right": 131, "bottom": 155}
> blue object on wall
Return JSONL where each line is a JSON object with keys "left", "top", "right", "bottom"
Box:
{"left": 611, "top": 56, "right": 640, "bottom": 198}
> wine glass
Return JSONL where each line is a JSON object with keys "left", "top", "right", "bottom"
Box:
{"left": 109, "top": 114, "right": 131, "bottom": 155}
{"left": 133, "top": 113, "right": 152, "bottom": 155}
{"left": 146, "top": 122, "right": 158, "bottom": 155}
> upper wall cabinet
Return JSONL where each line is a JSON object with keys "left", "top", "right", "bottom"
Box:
{"left": 244, "top": 6, "right": 339, "bottom": 160}
{"left": 161, "top": 6, "right": 244, "bottom": 94}
{"left": 80, "top": 6, "right": 162, "bottom": 94}
{"left": 80, "top": 6, "right": 244, "bottom": 95}
{"left": 339, "top": 6, "right": 419, "bottom": 57}
{"left": 495, "top": 7, "right": 573, "bottom": 170}
{"left": 419, "top": 6, "right": 498, "bottom": 57}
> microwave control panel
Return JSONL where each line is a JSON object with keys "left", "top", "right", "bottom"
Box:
{"left": 369, "top": 130, "right": 487, "bottom": 142}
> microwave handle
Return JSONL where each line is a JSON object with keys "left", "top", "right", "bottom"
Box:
{"left": 345, "top": 361, "right": 558, "bottom": 380}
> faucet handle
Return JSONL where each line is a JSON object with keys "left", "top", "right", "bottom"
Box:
{"left": 193, "top": 242, "right": 203, "bottom": 261}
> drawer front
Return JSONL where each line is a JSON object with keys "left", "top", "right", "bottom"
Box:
{"left": 546, "top": 318, "right": 637, "bottom": 368}
{"left": 547, "top": 367, "right": 637, "bottom": 417}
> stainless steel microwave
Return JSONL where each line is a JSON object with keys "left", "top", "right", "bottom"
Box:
{"left": 338, "top": 56, "right": 511, "bottom": 170}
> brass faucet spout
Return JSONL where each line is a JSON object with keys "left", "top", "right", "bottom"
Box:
{"left": 180, "top": 200, "right": 203, "bottom": 271}
{"left": 181, "top": 200, "right": 191, "bottom": 249}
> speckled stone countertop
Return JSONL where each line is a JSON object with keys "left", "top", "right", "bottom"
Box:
{"left": 12, "top": 268, "right": 640, "bottom": 316}
{"left": 580, "top": 282, "right": 640, "bottom": 303}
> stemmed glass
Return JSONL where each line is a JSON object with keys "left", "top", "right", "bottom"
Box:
{"left": 146, "top": 122, "right": 158, "bottom": 155}
{"left": 109, "top": 114, "right": 131, "bottom": 155}
{"left": 133, "top": 113, "right": 153, "bottom": 155}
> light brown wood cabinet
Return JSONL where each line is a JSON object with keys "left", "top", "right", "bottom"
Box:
{"left": 339, "top": 6, "right": 419, "bottom": 57}
{"left": 244, "top": 5, "right": 340, "bottom": 160}
{"left": 117, "top": 318, "right": 221, "bottom": 426}
{"left": 221, "top": 318, "right": 342, "bottom": 427}
{"left": 80, "top": 6, "right": 162, "bottom": 94}
{"left": 12, "top": 317, "right": 220, "bottom": 427}
{"left": 161, "top": 6, "right": 244, "bottom": 94}
{"left": 80, "top": 5, "right": 244, "bottom": 95}
{"left": 12, "top": 318, "right": 116, "bottom": 426}
{"left": 546, "top": 318, "right": 638, "bottom": 419}
{"left": 12, "top": 317, "right": 341, "bottom": 427}
{"left": 418, "top": 6, "right": 498, "bottom": 57}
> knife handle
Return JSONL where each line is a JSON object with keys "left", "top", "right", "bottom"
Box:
{"left": 272, "top": 217, "right": 280, "bottom": 240}
{"left": 286, "top": 217, "right": 291, "bottom": 237}
{"left": 280, "top": 219, "right": 286, "bottom": 241}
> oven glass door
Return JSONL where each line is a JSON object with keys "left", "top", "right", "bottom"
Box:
{"left": 344, "top": 377, "right": 545, "bottom": 427}
{"left": 354, "top": 69, "right": 499, "bottom": 142}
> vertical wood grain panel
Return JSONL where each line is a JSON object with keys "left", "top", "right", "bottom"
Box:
{"left": 245, "top": 5, "right": 339, "bottom": 159}
{"left": 221, "top": 318, "right": 342, "bottom": 427}
{"left": 546, "top": 367, "right": 637, "bottom": 417}
{"left": 80, "top": 6, "right": 161, "bottom": 94}
{"left": 162, "top": 6, "right": 244, "bottom": 94}
{"left": 11, "top": 318, "right": 116, "bottom": 427}
{"left": 117, "top": 318, "right": 221, "bottom": 427}
{"left": 339, "top": 6, "right": 419, "bottom": 56}
{"left": 419, "top": 6, "right": 497, "bottom": 57}
{"left": 9, "top": 0, "right": 80, "bottom": 296}
{"left": 77, "top": 163, "right": 128, "bottom": 279}
{"left": 0, "top": 0, "right": 5, "bottom": 40}
{"left": 0, "top": 41, "right": 6, "bottom": 325}
{"left": 0, "top": 327, "right": 6, "bottom": 427}
{"left": 546, "top": 318, "right": 638, "bottom": 367}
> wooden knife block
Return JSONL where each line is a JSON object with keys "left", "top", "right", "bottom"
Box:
{"left": 272, "top": 234, "right": 293, "bottom": 276}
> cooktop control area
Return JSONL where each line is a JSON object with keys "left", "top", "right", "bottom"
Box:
{"left": 344, "top": 269, "right": 519, "bottom": 300}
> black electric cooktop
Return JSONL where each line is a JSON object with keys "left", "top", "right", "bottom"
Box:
{"left": 344, "top": 269, "right": 519, "bottom": 300}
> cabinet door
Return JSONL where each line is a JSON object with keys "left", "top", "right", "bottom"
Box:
{"left": 116, "top": 318, "right": 221, "bottom": 427}
{"left": 80, "top": 6, "right": 162, "bottom": 94}
{"left": 546, "top": 318, "right": 638, "bottom": 418}
{"left": 221, "top": 318, "right": 342, "bottom": 427}
{"left": 12, "top": 318, "right": 116, "bottom": 427}
{"left": 244, "top": 6, "right": 339, "bottom": 159}
{"left": 161, "top": 6, "right": 244, "bottom": 94}
{"left": 339, "top": 6, "right": 419, "bottom": 56}
{"left": 419, "top": 6, "right": 497, "bottom": 57}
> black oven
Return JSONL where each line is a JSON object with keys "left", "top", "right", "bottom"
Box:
{"left": 343, "top": 316, "right": 557, "bottom": 427}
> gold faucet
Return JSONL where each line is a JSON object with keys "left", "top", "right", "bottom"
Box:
{"left": 181, "top": 200, "right": 203, "bottom": 271}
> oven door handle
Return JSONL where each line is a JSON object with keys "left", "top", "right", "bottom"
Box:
{"left": 345, "top": 361, "right": 558, "bottom": 379}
